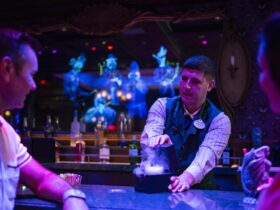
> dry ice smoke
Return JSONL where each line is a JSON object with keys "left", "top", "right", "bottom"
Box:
{"left": 134, "top": 146, "right": 171, "bottom": 177}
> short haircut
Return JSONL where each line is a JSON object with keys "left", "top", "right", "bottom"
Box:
{"left": 261, "top": 13, "right": 280, "bottom": 90}
{"left": 0, "top": 28, "right": 40, "bottom": 73}
{"left": 182, "top": 55, "right": 217, "bottom": 80}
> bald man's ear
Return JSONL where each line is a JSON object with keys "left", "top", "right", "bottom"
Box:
{"left": 0, "top": 56, "right": 15, "bottom": 82}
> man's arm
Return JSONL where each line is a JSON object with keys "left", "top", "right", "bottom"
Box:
{"left": 186, "top": 113, "right": 231, "bottom": 183}
{"left": 20, "top": 158, "right": 88, "bottom": 209}
{"left": 140, "top": 98, "right": 172, "bottom": 147}
{"left": 169, "top": 113, "right": 231, "bottom": 192}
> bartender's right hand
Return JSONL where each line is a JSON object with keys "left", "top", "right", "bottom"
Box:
{"left": 63, "top": 198, "right": 89, "bottom": 210}
{"left": 148, "top": 134, "right": 172, "bottom": 147}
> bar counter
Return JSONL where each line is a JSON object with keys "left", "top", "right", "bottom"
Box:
{"left": 42, "top": 162, "right": 241, "bottom": 190}
{"left": 15, "top": 184, "right": 253, "bottom": 210}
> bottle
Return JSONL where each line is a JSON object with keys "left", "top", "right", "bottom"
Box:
{"left": 129, "top": 135, "right": 138, "bottom": 165}
{"left": 118, "top": 112, "right": 126, "bottom": 132}
{"left": 22, "top": 117, "right": 31, "bottom": 138}
{"left": 99, "top": 137, "right": 110, "bottom": 163}
{"left": 70, "top": 110, "right": 80, "bottom": 146}
{"left": 222, "top": 147, "right": 231, "bottom": 166}
{"left": 126, "top": 115, "right": 132, "bottom": 132}
{"left": 118, "top": 112, "right": 127, "bottom": 147}
{"left": 75, "top": 137, "right": 85, "bottom": 162}
{"left": 31, "top": 118, "right": 36, "bottom": 134}
{"left": 44, "top": 115, "right": 54, "bottom": 138}
{"left": 79, "top": 118, "right": 86, "bottom": 133}
{"left": 95, "top": 116, "right": 105, "bottom": 146}
{"left": 119, "top": 133, "right": 127, "bottom": 148}
{"left": 53, "top": 116, "right": 61, "bottom": 136}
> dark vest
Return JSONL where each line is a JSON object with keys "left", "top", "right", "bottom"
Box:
{"left": 164, "top": 96, "right": 221, "bottom": 173}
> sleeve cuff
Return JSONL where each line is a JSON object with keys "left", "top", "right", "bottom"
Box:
{"left": 185, "top": 164, "right": 204, "bottom": 184}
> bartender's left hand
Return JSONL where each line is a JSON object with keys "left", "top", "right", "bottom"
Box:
{"left": 168, "top": 171, "right": 194, "bottom": 192}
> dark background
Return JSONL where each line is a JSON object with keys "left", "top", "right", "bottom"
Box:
{"left": 2, "top": 0, "right": 280, "bottom": 144}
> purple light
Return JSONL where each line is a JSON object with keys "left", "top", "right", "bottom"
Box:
{"left": 202, "top": 40, "right": 208, "bottom": 45}
{"left": 52, "top": 49, "right": 58, "bottom": 54}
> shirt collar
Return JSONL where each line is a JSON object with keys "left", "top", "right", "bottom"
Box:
{"left": 183, "top": 104, "right": 201, "bottom": 120}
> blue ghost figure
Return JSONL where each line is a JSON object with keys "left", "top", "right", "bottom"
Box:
{"left": 102, "top": 54, "right": 123, "bottom": 106}
{"left": 153, "top": 46, "right": 179, "bottom": 97}
{"left": 83, "top": 94, "right": 116, "bottom": 125}
{"left": 123, "top": 61, "right": 148, "bottom": 118}
{"left": 64, "top": 54, "right": 88, "bottom": 105}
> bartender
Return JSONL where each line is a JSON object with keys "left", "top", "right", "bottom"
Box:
{"left": 141, "top": 55, "right": 231, "bottom": 192}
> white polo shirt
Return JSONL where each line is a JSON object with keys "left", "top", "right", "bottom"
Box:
{"left": 0, "top": 116, "right": 31, "bottom": 210}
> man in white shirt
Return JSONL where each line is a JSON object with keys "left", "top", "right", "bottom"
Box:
{"left": 141, "top": 55, "right": 231, "bottom": 192}
{"left": 0, "top": 28, "right": 88, "bottom": 210}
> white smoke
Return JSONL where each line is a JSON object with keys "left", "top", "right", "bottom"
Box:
{"left": 134, "top": 145, "right": 171, "bottom": 177}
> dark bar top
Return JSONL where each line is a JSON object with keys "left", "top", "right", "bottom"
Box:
{"left": 15, "top": 184, "right": 253, "bottom": 210}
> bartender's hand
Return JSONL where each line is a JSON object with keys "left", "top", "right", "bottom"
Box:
{"left": 63, "top": 197, "right": 89, "bottom": 210}
{"left": 168, "top": 171, "right": 194, "bottom": 192}
{"left": 148, "top": 134, "right": 172, "bottom": 147}
{"left": 241, "top": 145, "right": 271, "bottom": 194}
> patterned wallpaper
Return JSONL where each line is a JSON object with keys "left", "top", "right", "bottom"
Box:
{"left": 225, "top": 0, "right": 280, "bottom": 143}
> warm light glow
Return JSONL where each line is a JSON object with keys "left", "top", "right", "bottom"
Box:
{"left": 126, "top": 93, "right": 132, "bottom": 100}
{"left": 101, "top": 41, "right": 107, "bottom": 45}
{"left": 4, "top": 110, "right": 11, "bottom": 117}
{"left": 121, "top": 95, "right": 126, "bottom": 101}
{"left": 40, "top": 80, "right": 47, "bottom": 85}
{"left": 107, "top": 45, "right": 113, "bottom": 51}
{"left": 117, "top": 90, "right": 122, "bottom": 97}
{"left": 101, "top": 90, "right": 107, "bottom": 97}
{"left": 91, "top": 46, "right": 97, "bottom": 51}
{"left": 215, "top": 16, "right": 221, "bottom": 20}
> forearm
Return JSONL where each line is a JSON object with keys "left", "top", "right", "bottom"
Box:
{"left": 35, "top": 172, "right": 72, "bottom": 203}
{"left": 20, "top": 159, "right": 72, "bottom": 203}
{"left": 185, "top": 113, "right": 231, "bottom": 183}
{"left": 140, "top": 98, "right": 166, "bottom": 145}
{"left": 185, "top": 148, "right": 216, "bottom": 184}
{"left": 186, "top": 142, "right": 229, "bottom": 184}
{"left": 180, "top": 171, "right": 195, "bottom": 187}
